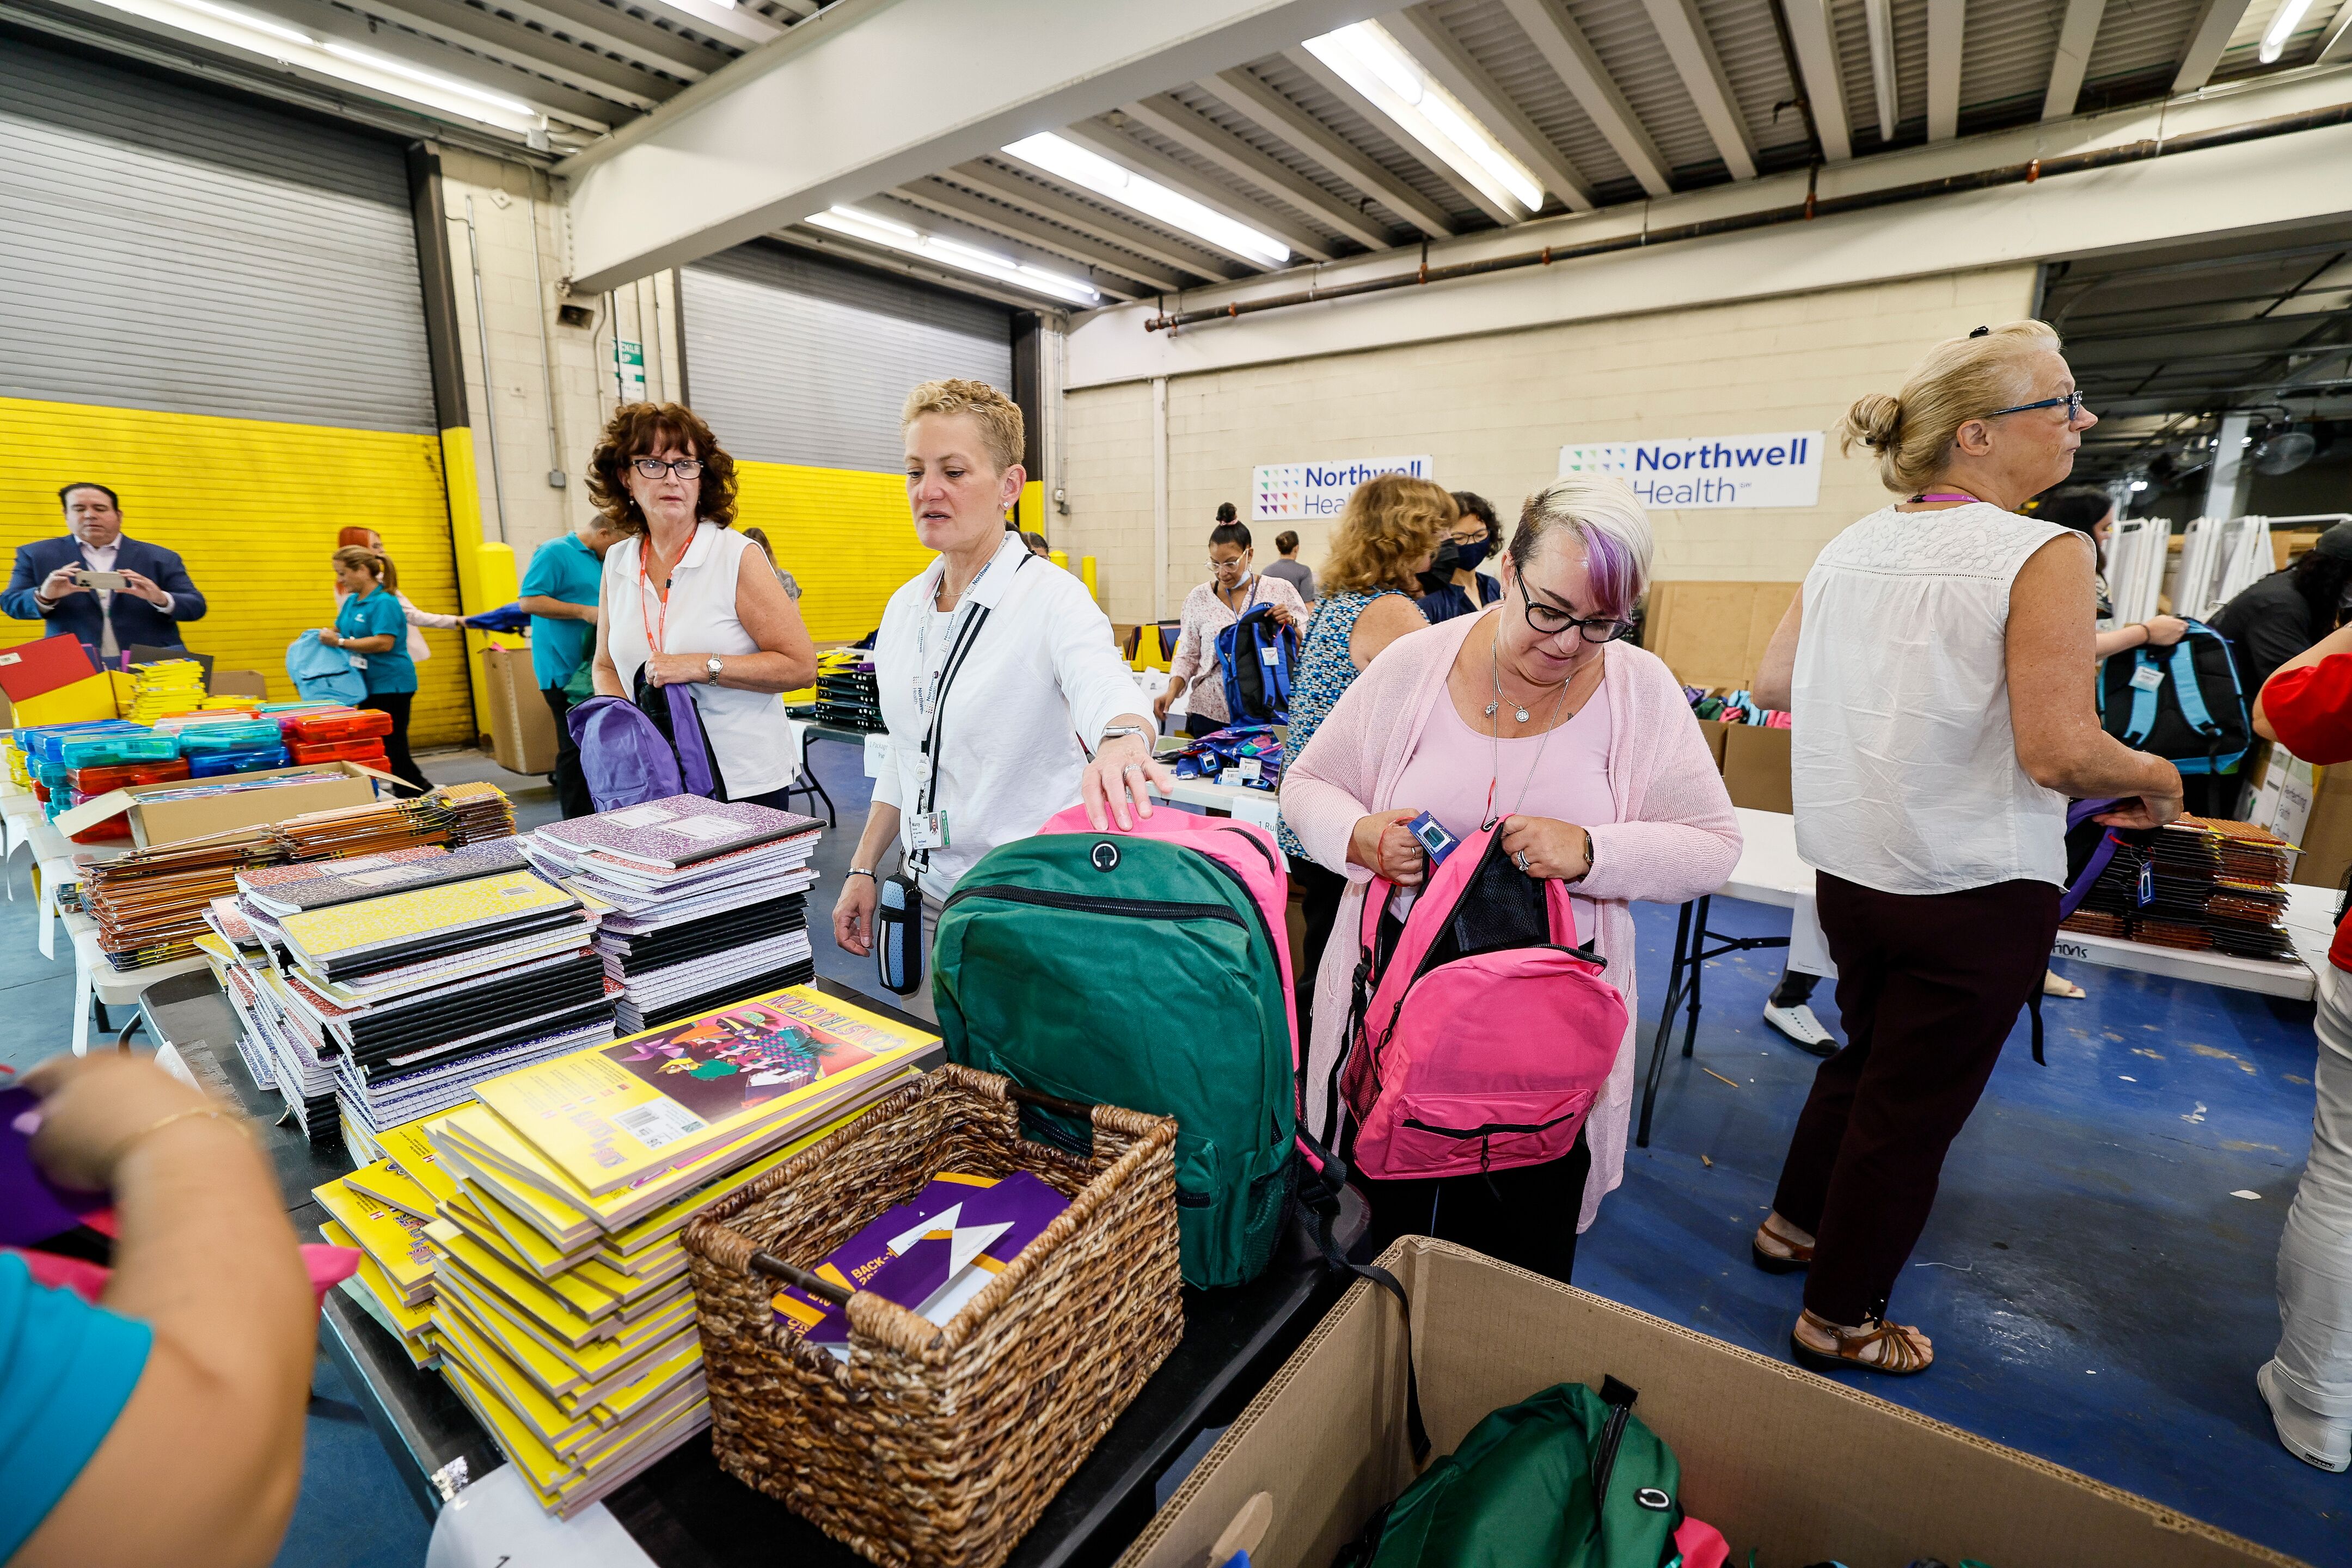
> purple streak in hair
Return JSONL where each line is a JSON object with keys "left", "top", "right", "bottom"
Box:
{"left": 1574, "top": 523, "right": 1639, "bottom": 623}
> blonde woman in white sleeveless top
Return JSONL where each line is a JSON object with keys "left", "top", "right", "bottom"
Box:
{"left": 1749, "top": 322, "right": 2180, "bottom": 1377}
{"left": 587, "top": 403, "right": 818, "bottom": 805}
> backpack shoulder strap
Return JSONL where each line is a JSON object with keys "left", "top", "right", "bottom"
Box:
{"left": 2121, "top": 650, "right": 2162, "bottom": 747}
{"left": 2168, "top": 634, "right": 2218, "bottom": 736}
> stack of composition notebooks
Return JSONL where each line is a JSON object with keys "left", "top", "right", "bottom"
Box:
{"left": 273, "top": 780, "right": 514, "bottom": 860}
{"left": 415, "top": 984, "right": 940, "bottom": 1516}
{"left": 522, "top": 797, "right": 823, "bottom": 1036}
{"left": 2060, "top": 815, "right": 2298, "bottom": 960}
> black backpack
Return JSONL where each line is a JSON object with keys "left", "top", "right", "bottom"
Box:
{"left": 2097, "top": 620, "right": 2250, "bottom": 776}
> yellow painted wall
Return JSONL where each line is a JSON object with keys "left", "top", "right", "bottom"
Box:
{"left": 731, "top": 460, "right": 936, "bottom": 642}
{"left": 0, "top": 397, "right": 474, "bottom": 747}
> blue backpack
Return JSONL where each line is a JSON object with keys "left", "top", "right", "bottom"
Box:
{"left": 1216, "top": 604, "right": 1298, "bottom": 725}
{"left": 285, "top": 630, "right": 367, "bottom": 705}
{"left": 566, "top": 682, "right": 725, "bottom": 812}
{"left": 2098, "top": 620, "right": 2250, "bottom": 776}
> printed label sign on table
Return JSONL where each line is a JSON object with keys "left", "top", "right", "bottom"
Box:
{"left": 1252, "top": 456, "right": 1434, "bottom": 521}
{"left": 1559, "top": 432, "right": 1823, "bottom": 509}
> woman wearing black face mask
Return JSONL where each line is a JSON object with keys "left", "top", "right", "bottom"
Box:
{"left": 1415, "top": 490, "right": 1506, "bottom": 623}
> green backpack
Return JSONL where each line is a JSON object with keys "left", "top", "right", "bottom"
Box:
{"left": 1343, "top": 1380, "right": 1700, "bottom": 1568}
{"left": 932, "top": 807, "right": 1299, "bottom": 1289}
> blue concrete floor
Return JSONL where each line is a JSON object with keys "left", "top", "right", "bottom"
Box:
{"left": 7, "top": 740, "right": 2341, "bottom": 1564}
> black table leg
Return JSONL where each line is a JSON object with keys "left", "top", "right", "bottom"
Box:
{"left": 1636, "top": 899, "right": 1697, "bottom": 1149}
{"left": 1682, "top": 894, "right": 1712, "bottom": 1059}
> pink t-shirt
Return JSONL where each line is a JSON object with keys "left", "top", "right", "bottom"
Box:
{"left": 1389, "top": 675, "right": 1616, "bottom": 942}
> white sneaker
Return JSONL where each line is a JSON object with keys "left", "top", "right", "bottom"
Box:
{"left": 2259, "top": 1359, "right": 2351, "bottom": 1472}
{"left": 1763, "top": 1003, "right": 1836, "bottom": 1057}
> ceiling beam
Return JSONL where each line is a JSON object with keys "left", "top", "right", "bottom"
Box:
{"left": 2042, "top": 0, "right": 2106, "bottom": 120}
{"left": 344, "top": 0, "right": 676, "bottom": 109}
{"left": 1776, "top": 0, "right": 1852, "bottom": 160}
{"left": 1118, "top": 94, "right": 1395, "bottom": 250}
{"left": 2322, "top": 0, "right": 2352, "bottom": 62}
{"left": 644, "top": 0, "right": 779, "bottom": 48}
{"left": 952, "top": 159, "right": 1239, "bottom": 281}
{"left": 1494, "top": 0, "right": 1672, "bottom": 196}
{"left": 1863, "top": 0, "right": 1897, "bottom": 141}
{"left": 557, "top": 0, "right": 1374, "bottom": 293}
{"left": 2173, "top": 0, "right": 2254, "bottom": 92}
{"left": 1203, "top": 67, "right": 1456, "bottom": 239}
{"left": 893, "top": 179, "right": 1187, "bottom": 293}
{"left": 1281, "top": 44, "right": 1519, "bottom": 226}
{"left": 1640, "top": 0, "right": 1757, "bottom": 179}
{"left": 771, "top": 227, "right": 1082, "bottom": 314}
{"left": 1056, "top": 119, "right": 1336, "bottom": 265}
{"left": 864, "top": 195, "right": 1144, "bottom": 301}
{"left": 1926, "top": 0, "right": 1964, "bottom": 142}
{"left": 1383, "top": 5, "right": 1594, "bottom": 211}
{"left": 491, "top": 0, "right": 728, "bottom": 79}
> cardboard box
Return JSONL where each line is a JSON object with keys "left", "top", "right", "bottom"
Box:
{"left": 1720, "top": 722, "right": 1793, "bottom": 814}
{"left": 1698, "top": 716, "right": 1731, "bottom": 773}
{"left": 1124, "top": 1239, "right": 2288, "bottom": 1568}
{"left": 210, "top": 669, "right": 270, "bottom": 699}
{"left": 2294, "top": 761, "right": 2352, "bottom": 890}
{"left": 482, "top": 645, "right": 556, "bottom": 776}
{"left": 1643, "top": 581, "right": 1799, "bottom": 690}
{"left": 54, "top": 761, "right": 394, "bottom": 849}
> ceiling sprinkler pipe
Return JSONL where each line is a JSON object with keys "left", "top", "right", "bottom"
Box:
{"left": 1144, "top": 100, "right": 2352, "bottom": 333}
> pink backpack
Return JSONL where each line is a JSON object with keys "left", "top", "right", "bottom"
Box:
{"left": 1332, "top": 823, "right": 1626, "bottom": 1181}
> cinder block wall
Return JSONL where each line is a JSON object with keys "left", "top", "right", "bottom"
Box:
{"left": 1057, "top": 265, "right": 2040, "bottom": 624}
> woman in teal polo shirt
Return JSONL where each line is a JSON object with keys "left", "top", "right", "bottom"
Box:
{"left": 318, "top": 543, "right": 427, "bottom": 794}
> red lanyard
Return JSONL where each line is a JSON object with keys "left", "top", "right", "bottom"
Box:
{"left": 639, "top": 537, "right": 680, "bottom": 655}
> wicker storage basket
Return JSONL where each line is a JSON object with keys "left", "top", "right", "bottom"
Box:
{"left": 683, "top": 1064, "right": 1183, "bottom": 1568}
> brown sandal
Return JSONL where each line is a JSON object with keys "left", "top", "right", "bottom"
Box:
{"left": 1750, "top": 1214, "right": 1814, "bottom": 1275}
{"left": 1790, "top": 1309, "right": 1933, "bottom": 1376}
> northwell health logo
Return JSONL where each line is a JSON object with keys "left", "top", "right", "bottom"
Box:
{"left": 1558, "top": 432, "right": 1822, "bottom": 510}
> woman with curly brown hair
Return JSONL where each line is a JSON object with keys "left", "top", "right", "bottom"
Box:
{"left": 1271, "top": 473, "right": 1444, "bottom": 1042}
{"left": 586, "top": 402, "right": 817, "bottom": 806}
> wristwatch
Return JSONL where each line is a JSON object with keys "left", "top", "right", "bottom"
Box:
{"left": 1099, "top": 725, "right": 1149, "bottom": 746}
{"left": 706, "top": 656, "right": 724, "bottom": 684}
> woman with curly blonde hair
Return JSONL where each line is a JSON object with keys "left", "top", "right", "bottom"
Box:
{"left": 586, "top": 402, "right": 817, "bottom": 806}
{"left": 1271, "top": 473, "right": 1446, "bottom": 1041}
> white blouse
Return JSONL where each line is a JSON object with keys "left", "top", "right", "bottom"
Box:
{"left": 1791, "top": 500, "right": 2077, "bottom": 896}
{"left": 873, "top": 532, "right": 1147, "bottom": 900}
{"left": 603, "top": 524, "right": 797, "bottom": 798}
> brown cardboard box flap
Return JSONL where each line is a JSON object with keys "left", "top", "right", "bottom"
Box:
{"left": 53, "top": 762, "right": 394, "bottom": 846}
{"left": 1721, "top": 723, "right": 1794, "bottom": 814}
{"left": 1122, "top": 1240, "right": 2296, "bottom": 1568}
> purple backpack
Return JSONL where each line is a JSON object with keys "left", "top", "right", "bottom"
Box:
{"left": 2061, "top": 798, "right": 2127, "bottom": 919}
{"left": 566, "top": 684, "right": 724, "bottom": 812}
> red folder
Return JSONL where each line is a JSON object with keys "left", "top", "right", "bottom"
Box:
{"left": 0, "top": 635, "right": 97, "bottom": 704}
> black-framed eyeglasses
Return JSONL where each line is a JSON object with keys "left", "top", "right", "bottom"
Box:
{"left": 631, "top": 457, "right": 705, "bottom": 479}
{"left": 1986, "top": 391, "right": 2087, "bottom": 421}
{"left": 1519, "top": 581, "right": 1634, "bottom": 644}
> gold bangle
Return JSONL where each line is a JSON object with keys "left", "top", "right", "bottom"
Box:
{"left": 112, "top": 1105, "right": 248, "bottom": 1166}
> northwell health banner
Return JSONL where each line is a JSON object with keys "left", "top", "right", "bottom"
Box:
{"left": 1559, "top": 432, "right": 1822, "bottom": 509}
{"left": 1253, "top": 456, "right": 1434, "bottom": 522}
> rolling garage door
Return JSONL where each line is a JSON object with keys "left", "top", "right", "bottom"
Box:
{"left": 0, "top": 38, "right": 469, "bottom": 743}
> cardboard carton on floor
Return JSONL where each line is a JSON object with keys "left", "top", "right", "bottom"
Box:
{"left": 482, "top": 644, "right": 557, "bottom": 776}
{"left": 1721, "top": 722, "right": 1793, "bottom": 814}
{"left": 1122, "top": 1239, "right": 2293, "bottom": 1568}
{"left": 54, "top": 761, "right": 397, "bottom": 849}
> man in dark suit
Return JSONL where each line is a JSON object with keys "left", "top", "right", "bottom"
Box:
{"left": 4, "top": 483, "right": 207, "bottom": 664}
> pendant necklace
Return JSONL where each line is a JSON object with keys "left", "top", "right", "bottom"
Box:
{"left": 1481, "top": 624, "right": 1582, "bottom": 830}
{"left": 1486, "top": 621, "right": 1531, "bottom": 721}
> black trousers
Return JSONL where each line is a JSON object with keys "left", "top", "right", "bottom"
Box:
{"left": 1358, "top": 1132, "right": 1592, "bottom": 1285}
{"left": 541, "top": 685, "right": 592, "bottom": 819}
{"left": 1288, "top": 854, "right": 1348, "bottom": 1048}
{"left": 1771, "top": 872, "right": 2059, "bottom": 1325}
{"left": 359, "top": 691, "right": 429, "bottom": 795}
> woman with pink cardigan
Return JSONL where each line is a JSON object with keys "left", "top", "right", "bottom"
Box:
{"left": 1282, "top": 474, "right": 1740, "bottom": 1280}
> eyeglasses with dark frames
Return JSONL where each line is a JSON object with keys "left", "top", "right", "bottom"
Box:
{"left": 630, "top": 457, "right": 705, "bottom": 479}
{"left": 1518, "top": 579, "right": 1634, "bottom": 644}
{"left": 1984, "top": 390, "right": 2087, "bottom": 422}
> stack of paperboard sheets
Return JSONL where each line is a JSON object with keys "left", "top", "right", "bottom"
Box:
{"left": 2060, "top": 815, "right": 2296, "bottom": 960}
{"left": 521, "top": 797, "right": 822, "bottom": 1036}
{"left": 413, "top": 984, "right": 939, "bottom": 1516}
{"left": 81, "top": 829, "right": 284, "bottom": 967}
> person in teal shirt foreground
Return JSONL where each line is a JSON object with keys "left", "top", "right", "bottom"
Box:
{"left": 3, "top": 1052, "right": 313, "bottom": 1566}
{"left": 319, "top": 543, "right": 428, "bottom": 794}
{"left": 517, "top": 519, "right": 624, "bottom": 817}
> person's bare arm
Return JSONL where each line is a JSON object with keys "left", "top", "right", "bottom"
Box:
{"left": 1753, "top": 588, "right": 1803, "bottom": 712}
{"left": 2253, "top": 620, "right": 2352, "bottom": 740}
{"left": 728, "top": 557, "right": 819, "bottom": 691}
{"left": 320, "top": 630, "right": 396, "bottom": 654}
{"left": 591, "top": 580, "right": 626, "bottom": 699}
{"left": 1346, "top": 593, "right": 1429, "bottom": 671}
{"left": 831, "top": 804, "right": 904, "bottom": 957}
{"left": 517, "top": 594, "right": 596, "bottom": 622}
{"left": 2006, "top": 536, "right": 2182, "bottom": 827}
{"left": 18, "top": 1055, "right": 313, "bottom": 1568}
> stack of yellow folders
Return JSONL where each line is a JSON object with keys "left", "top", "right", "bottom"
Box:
{"left": 415, "top": 983, "right": 941, "bottom": 1516}
{"left": 313, "top": 1165, "right": 439, "bottom": 1368}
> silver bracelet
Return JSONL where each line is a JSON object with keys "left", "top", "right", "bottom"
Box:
{"left": 845, "top": 867, "right": 877, "bottom": 881}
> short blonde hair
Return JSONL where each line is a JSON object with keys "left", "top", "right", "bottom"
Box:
{"left": 1842, "top": 321, "right": 2064, "bottom": 494}
{"left": 1510, "top": 474, "right": 1653, "bottom": 622}
{"left": 1323, "top": 474, "right": 1456, "bottom": 596}
{"left": 902, "top": 378, "right": 1025, "bottom": 474}
{"left": 332, "top": 543, "right": 385, "bottom": 582}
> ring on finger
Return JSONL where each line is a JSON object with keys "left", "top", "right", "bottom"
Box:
{"left": 1514, "top": 850, "right": 1530, "bottom": 872}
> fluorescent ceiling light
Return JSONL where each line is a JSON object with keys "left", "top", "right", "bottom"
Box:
{"left": 1304, "top": 22, "right": 1542, "bottom": 216}
{"left": 2259, "top": 0, "right": 2316, "bottom": 62}
{"left": 805, "top": 207, "right": 1101, "bottom": 306}
{"left": 1002, "top": 132, "right": 1291, "bottom": 269}
{"left": 82, "top": 0, "right": 546, "bottom": 132}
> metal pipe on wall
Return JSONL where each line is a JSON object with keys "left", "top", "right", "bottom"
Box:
{"left": 461, "top": 194, "right": 509, "bottom": 543}
{"left": 1152, "top": 375, "right": 1168, "bottom": 622}
{"left": 525, "top": 173, "right": 566, "bottom": 490}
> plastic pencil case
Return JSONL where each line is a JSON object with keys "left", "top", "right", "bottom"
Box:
{"left": 173, "top": 721, "right": 285, "bottom": 752}
{"left": 69, "top": 759, "right": 191, "bottom": 793}
{"left": 57, "top": 734, "right": 180, "bottom": 769}
{"left": 284, "top": 709, "right": 392, "bottom": 743}
{"left": 22, "top": 722, "right": 144, "bottom": 766}
{"left": 187, "top": 746, "right": 289, "bottom": 777}
{"left": 287, "top": 738, "right": 389, "bottom": 763}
